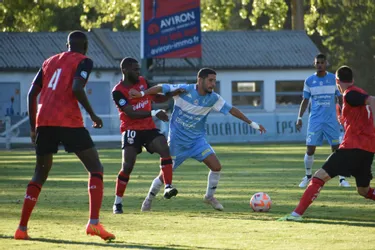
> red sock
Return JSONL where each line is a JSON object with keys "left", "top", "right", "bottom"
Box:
{"left": 294, "top": 177, "right": 325, "bottom": 216}
{"left": 115, "top": 171, "right": 129, "bottom": 197}
{"left": 366, "top": 188, "right": 375, "bottom": 200}
{"left": 19, "top": 181, "right": 42, "bottom": 227}
{"left": 88, "top": 172, "right": 103, "bottom": 220}
{"left": 160, "top": 157, "right": 173, "bottom": 186}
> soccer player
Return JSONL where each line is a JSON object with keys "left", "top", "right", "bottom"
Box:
{"left": 296, "top": 53, "right": 350, "bottom": 188}
{"left": 129, "top": 68, "right": 266, "bottom": 211}
{"left": 14, "top": 31, "right": 115, "bottom": 241}
{"left": 279, "top": 66, "right": 375, "bottom": 221}
{"left": 111, "top": 57, "right": 178, "bottom": 214}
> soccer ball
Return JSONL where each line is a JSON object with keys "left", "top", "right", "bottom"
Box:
{"left": 250, "top": 192, "right": 272, "bottom": 212}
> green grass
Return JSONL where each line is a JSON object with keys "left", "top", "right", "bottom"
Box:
{"left": 1, "top": 144, "right": 375, "bottom": 250}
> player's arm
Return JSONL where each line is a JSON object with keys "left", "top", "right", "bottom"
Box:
{"left": 27, "top": 68, "right": 43, "bottom": 134}
{"left": 112, "top": 91, "right": 168, "bottom": 121}
{"left": 72, "top": 58, "right": 102, "bottom": 128}
{"left": 212, "top": 95, "right": 266, "bottom": 134}
{"left": 345, "top": 90, "right": 375, "bottom": 125}
{"left": 129, "top": 83, "right": 188, "bottom": 98}
{"left": 145, "top": 80, "right": 172, "bottom": 103}
{"left": 296, "top": 80, "right": 311, "bottom": 131}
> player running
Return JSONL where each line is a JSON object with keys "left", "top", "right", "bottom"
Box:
{"left": 130, "top": 68, "right": 266, "bottom": 211}
{"left": 111, "top": 57, "right": 178, "bottom": 214}
{"left": 279, "top": 66, "right": 375, "bottom": 221}
{"left": 14, "top": 31, "right": 115, "bottom": 241}
{"left": 296, "top": 53, "right": 350, "bottom": 188}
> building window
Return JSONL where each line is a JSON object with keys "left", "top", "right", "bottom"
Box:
{"left": 276, "top": 80, "right": 304, "bottom": 107}
{"left": 232, "top": 81, "right": 263, "bottom": 107}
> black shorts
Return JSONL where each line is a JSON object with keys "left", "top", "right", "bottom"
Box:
{"left": 35, "top": 126, "right": 94, "bottom": 156}
{"left": 121, "top": 129, "right": 164, "bottom": 154}
{"left": 322, "top": 149, "right": 374, "bottom": 187}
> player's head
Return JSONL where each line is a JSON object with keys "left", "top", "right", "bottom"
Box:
{"left": 197, "top": 68, "right": 216, "bottom": 94}
{"left": 120, "top": 57, "right": 140, "bottom": 83}
{"left": 314, "top": 53, "right": 327, "bottom": 73}
{"left": 67, "top": 30, "right": 88, "bottom": 55}
{"left": 335, "top": 65, "right": 354, "bottom": 93}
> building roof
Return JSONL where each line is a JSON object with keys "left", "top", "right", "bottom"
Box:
{"left": 0, "top": 30, "right": 319, "bottom": 71}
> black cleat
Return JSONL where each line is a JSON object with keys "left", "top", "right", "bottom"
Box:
{"left": 113, "top": 203, "right": 123, "bottom": 214}
{"left": 163, "top": 186, "right": 178, "bottom": 199}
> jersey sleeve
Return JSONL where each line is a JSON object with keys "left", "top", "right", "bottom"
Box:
{"left": 161, "top": 83, "right": 192, "bottom": 94}
{"left": 74, "top": 58, "right": 93, "bottom": 83}
{"left": 112, "top": 90, "right": 128, "bottom": 108}
{"left": 345, "top": 91, "right": 369, "bottom": 107}
{"left": 303, "top": 79, "right": 311, "bottom": 99}
{"left": 32, "top": 68, "right": 43, "bottom": 88}
{"left": 212, "top": 95, "right": 232, "bottom": 115}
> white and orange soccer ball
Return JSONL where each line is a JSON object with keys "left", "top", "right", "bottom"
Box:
{"left": 250, "top": 192, "right": 272, "bottom": 212}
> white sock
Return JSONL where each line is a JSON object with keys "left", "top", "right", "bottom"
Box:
{"left": 304, "top": 153, "right": 314, "bottom": 176}
{"left": 114, "top": 195, "right": 122, "bottom": 205}
{"left": 205, "top": 170, "right": 220, "bottom": 198}
{"left": 339, "top": 176, "right": 346, "bottom": 181}
{"left": 146, "top": 177, "right": 163, "bottom": 201}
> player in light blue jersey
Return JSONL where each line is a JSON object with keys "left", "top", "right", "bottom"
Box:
{"left": 296, "top": 54, "right": 350, "bottom": 188}
{"left": 130, "top": 68, "right": 266, "bottom": 211}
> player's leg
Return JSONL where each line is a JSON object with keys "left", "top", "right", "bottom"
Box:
{"left": 141, "top": 143, "right": 187, "bottom": 211}
{"left": 350, "top": 150, "right": 375, "bottom": 200}
{"left": 279, "top": 149, "right": 348, "bottom": 221}
{"left": 299, "top": 128, "right": 323, "bottom": 188}
{"left": 145, "top": 130, "right": 177, "bottom": 199}
{"left": 15, "top": 127, "right": 57, "bottom": 240}
{"left": 63, "top": 127, "right": 114, "bottom": 241}
{"left": 113, "top": 145, "right": 138, "bottom": 213}
{"left": 325, "top": 127, "right": 350, "bottom": 187}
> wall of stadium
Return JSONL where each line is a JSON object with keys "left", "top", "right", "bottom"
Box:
{"left": 0, "top": 68, "right": 316, "bottom": 143}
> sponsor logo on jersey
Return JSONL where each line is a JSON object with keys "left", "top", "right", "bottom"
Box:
{"left": 133, "top": 99, "right": 149, "bottom": 110}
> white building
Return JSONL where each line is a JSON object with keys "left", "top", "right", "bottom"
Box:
{"left": 0, "top": 29, "right": 318, "bottom": 144}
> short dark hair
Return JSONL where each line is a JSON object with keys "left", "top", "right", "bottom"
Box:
{"left": 197, "top": 68, "right": 216, "bottom": 79}
{"left": 67, "top": 30, "right": 87, "bottom": 48}
{"left": 120, "top": 57, "right": 138, "bottom": 69}
{"left": 336, "top": 66, "right": 353, "bottom": 83}
{"left": 315, "top": 53, "right": 326, "bottom": 60}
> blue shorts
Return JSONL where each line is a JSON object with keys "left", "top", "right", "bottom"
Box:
{"left": 306, "top": 122, "right": 340, "bottom": 146}
{"left": 169, "top": 138, "right": 215, "bottom": 170}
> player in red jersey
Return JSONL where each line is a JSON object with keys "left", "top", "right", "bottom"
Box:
{"left": 111, "top": 57, "right": 178, "bottom": 214}
{"left": 279, "top": 65, "right": 375, "bottom": 221}
{"left": 14, "top": 31, "right": 115, "bottom": 241}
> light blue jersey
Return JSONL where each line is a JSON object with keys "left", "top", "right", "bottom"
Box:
{"left": 303, "top": 72, "right": 341, "bottom": 146}
{"left": 161, "top": 83, "right": 232, "bottom": 169}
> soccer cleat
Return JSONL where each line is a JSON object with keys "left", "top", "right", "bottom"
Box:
{"left": 14, "top": 228, "right": 30, "bottom": 240}
{"left": 277, "top": 214, "right": 303, "bottom": 222}
{"left": 141, "top": 198, "right": 152, "bottom": 212}
{"left": 86, "top": 223, "right": 115, "bottom": 241}
{"left": 339, "top": 179, "right": 351, "bottom": 187}
{"left": 204, "top": 196, "right": 224, "bottom": 211}
{"left": 163, "top": 186, "right": 178, "bottom": 199}
{"left": 298, "top": 176, "right": 311, "bottom": 188}
{"left": 113, "top": 203, "right": 123, "bottom": 214}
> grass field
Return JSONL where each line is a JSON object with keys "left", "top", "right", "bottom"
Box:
{"left": 1, "top": 144, "right": 375, "bottom": 250}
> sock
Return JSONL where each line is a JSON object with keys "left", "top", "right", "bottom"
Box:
{"left": 339, "top": 176, "right": 346, "bottom": 182}
{"left": 294, "top": 177, "right": 325, "bottom": 216}
{"left": 205, "top": 170, "right": 220, "bottom": 198}
{"left": 366, "top": 188, "right": 375, "bottom": 200}
{"left": 115, "top": 170, "right": 130, "bottom": 204}
{"left": 19, "top": 181, "right": 42, "bottom": 229}
{"left": 88, "top": 172, "right": 103, "bottom": 224}
{"left": 304, "top": 153, "right": 314, "bottom": 176}
{"left": 146, "top": 177, "right": 163, "bottom": 201}
{"left": 160, "top": 157, "right": 173, "bottom": 186}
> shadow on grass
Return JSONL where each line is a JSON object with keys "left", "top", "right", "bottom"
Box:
{"left": 0, "top": 234, "right": 217, "bottom": 250}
